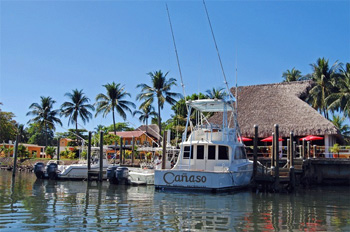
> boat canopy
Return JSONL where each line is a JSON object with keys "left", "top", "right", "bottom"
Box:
{"left": 186, "top": 99, "right": 234, "bottom": 112}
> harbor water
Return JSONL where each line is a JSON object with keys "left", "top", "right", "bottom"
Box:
{"left": 0, "top": 170, "right": 349, "bottom": 231}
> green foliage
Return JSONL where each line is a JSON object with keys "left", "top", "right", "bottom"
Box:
{"left": 17, "top": 145, "right": 30, "bottom": 158}
{"left": 81, "top": 150, "right": 87, "bottom": 159}
{"left": 27, "top": 123, "right": 54, "bottom": 146}
{"left": 95, "top": 82, "right": 136, "bottom": 135}
{"left": 105, "top": 122, "right": 134, "bottom": 132}
{"left": 0, "top": 104, "right": 17, "bottom": 142}
{"left": 45, "top": 146, "right": 56, "bottom": 159}
{"left": 330, "top": 143, "right": 340, "bottom": 158}
{"left": 103, "top": 133, "right": 120, "bottom": 145}
{"left": 136, "top": 70, "right": 181, "bottom": 137}
{"left": 67, "top": 141, "right": 78, "bottom": 147}
{"left": 26, "top": 96, "right": 62, "bottom": 147}
{"left": 282, "top": 67, "right": 305, "bottom": 82}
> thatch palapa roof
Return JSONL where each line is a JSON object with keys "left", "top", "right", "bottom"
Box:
{"left": 209, "top": 81, "right": 340, "bottom": 138}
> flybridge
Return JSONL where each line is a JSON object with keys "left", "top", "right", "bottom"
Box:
{"left": 186, "top": 99, "right": 235, "bottom": 112}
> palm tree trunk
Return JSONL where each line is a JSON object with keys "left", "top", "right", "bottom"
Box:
{"left": 75, "top": 121, "right": 79, "bottom": 145}
{"left": 45, "top": 122, "right": 48, "bottom": 148}
{"left": 112, "top": 108, "right": 116, "bottom": 135}
{"left": 157, "top": 102, "right": 161, "bottom": 146}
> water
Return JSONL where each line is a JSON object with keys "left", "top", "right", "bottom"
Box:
{"left": 0, "top": 171, "right": 349, "bottom": 231}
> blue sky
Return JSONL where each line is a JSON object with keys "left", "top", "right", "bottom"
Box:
{"left": 1, "top": 0, "right": 349, "bottom": 133}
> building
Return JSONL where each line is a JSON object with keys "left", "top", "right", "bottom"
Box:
{"left": 209, "top": 81, "right": 340, "bottom": 155}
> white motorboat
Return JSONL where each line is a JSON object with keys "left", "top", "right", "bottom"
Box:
{"left": 34, "top": 148, "right": 118, "bottom": 180}
{"left": 154, "top": 98, "right": 253, "bottom": 192}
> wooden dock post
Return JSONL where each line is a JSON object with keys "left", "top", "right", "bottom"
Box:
{"left": 99, "top": 131, "right": 103, "bottom": 182}
{"left": 313, "top": 145, "right": 317, "bottom": 158}
{"left": 57, "top": 138, "right": 60, "bottom": 162}
{"left": 271, "top": 132, "right": 275, "bottom": 169}
{"left": 253, "top": 125, "right": 258, "bottom": 179}
{"left": 302, "top": 139, "right": 306, "bottom": 159}
{"left": 162, "top": 133, "right": 167, "bottom": 169}
{"left": 119, "top": 136, "right": 123, "bottom": 165}
{"left": 287, "top": 139, "right": 290, "bottom": 168}
{"left": 12, "top": 134, "right": 19, "bottom": 177}
{"left": 131, "top": 136, "right": 135, "bottom": 166}
{"left": 289, "top": 132, "right": 295, "bottom": 190}
{"left": 274, "top": 124, "right": 280, "bottom": 190}
{"left": 87, "top": 131, "right": 92, "bottom": 171}
{"left": 307, "top": 141, "right": 311, "bottom": 159}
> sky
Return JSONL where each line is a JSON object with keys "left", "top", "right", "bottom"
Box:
{"left": 1, "top": 0, "right": 350, "bottom": 134}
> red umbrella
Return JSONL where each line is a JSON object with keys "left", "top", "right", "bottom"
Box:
{"left": 238, "top": 136, "right": 253, "bottom": 142}
{"left": 261, "top": 136, "right": 284, "bottom": 142}
{"left": 299, "top": 135, "right": 323, "bottom": 141}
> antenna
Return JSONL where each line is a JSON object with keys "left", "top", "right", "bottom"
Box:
{"left": 166, "top": 4, "right": 187, "bottom": 103}
{"left": 202, "top": 0, "right": 243, "bottom": 142}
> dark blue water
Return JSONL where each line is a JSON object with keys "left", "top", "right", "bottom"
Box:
{"left": 0, "top": 170, "right": 349, "bottom": 231}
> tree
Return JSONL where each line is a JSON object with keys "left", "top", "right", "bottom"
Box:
{"left": 136, "top": 70, "right": 181, "bottom": 138}
{"left": 205, "top": 87, "right": 227, "bottom": 99}
{"left": 94, "top": 124, "right": 107, "bottom": 133}
{"left": 26, "top": 96, "right": 62, "bottom": 147}
{"left": 95, "top": 82, "right": 135, "bottom": 135}
{"left": 306, "top": 58, "right": 341, "bottom": 119}
{"left": 0, "top": 103, "right": 17, "bottom": 143}
{"left": 330, "top": 115, "right": 350, "bottom": 144}
{"left": 282, "top": 67, "right": 303, "bottom": 82}
{"left": 60, "top": 89, "right": 94, "bottom": 142}
{"left": 105, "top": 122, "right": 134, "bottom": 132}
{"left": 133, "top": 103, "right": 157, "bottom": 134}
{"left": 45, "top": 146, "right": 56, "bottom": 159}
{"left": 17, "top": 124, "right": 28, "bottom": 143}
{"left": 326, "top": 63, "right": 350, "bottom": 119}
{"left": 27, "top": 123, "right": 54, "bottom": 146}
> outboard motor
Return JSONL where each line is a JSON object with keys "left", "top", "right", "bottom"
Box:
{"left": 107, "top": 166, "right": 119, "bottom": 184}
{"left": 46, "top": 163, "right": 58, "bottom": 180}
{"left": 34, "top": 162, "right": 45, "bottom": 179}
{"left": 116, "top": 167, "right": 129, "bottom": 185}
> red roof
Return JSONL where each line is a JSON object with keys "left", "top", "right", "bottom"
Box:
{"left": 109, "top": 131, "right": 145, "bottom": 138}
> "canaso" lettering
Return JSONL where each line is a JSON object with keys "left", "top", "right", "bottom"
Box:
{"left": 163, "top": 172, "right": 207, "bottom": 184}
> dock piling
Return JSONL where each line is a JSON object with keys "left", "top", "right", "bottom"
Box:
{"left": 162, "top": 133, "right": 167, "bottom": 169}
{"left": 12, "top": 134, "right": 19, "bottom": 177}
{"left": 88, "top": 131, "right": 92, "bottom": 171}
{"left": 253, "top": 125, "right": 258, "bottom": 179}
{"left": 274, "top": 124, "right": 280, "bottom": 190}
{"left": 120, "top": 136, "right": 123, "bottom": 165}
{"left": 99, "top": 131, "right": 103, "bottom": 182}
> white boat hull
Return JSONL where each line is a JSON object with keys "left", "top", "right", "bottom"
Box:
{"left": 154, "top": 165, "right": 253, "bottom": 191}
{"left": 128, "top": 169, "right": 155, "bottom": 185}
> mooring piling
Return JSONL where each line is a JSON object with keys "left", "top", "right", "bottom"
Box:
{"left": 12, "top": 134, "right": 19, "bottom": 177}
{"left": 99, "top": 131, "right": 103, "bottom": 182}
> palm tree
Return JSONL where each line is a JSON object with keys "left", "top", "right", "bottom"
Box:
{"left": 282, "top": 68, "right": 303, "bottom": 82}
{"left": 136, "top": 70, "right": 181, "bottom": 138}
{"left": 326, "top": 63, "right": 350, "bottom": 119}
{"left": 330, "top": 115, "right": 350, "bottom": 138}
{"left": 61, "top": 89, "right": 95, "bottom": 143}
{"left": 94, "top": 124, "right": 107, "bottom": 133}
{"left": 306, "top": 58, "right": 341, "bottom": 119}
{"left": 27, "top": 96, "right": 62, "bottom": 147}
{"left": 133, "top": 103, "right": 157, "bottom": 134}
{"left": 205, "top": 87, "right": 226, "bottom": 99}
{"left": 95, "top": 82, "right": 135, "bottom": 135}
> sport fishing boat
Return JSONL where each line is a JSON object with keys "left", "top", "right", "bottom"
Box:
{"left": 154, "top": 98, "right": 253, "bottom": 192}
{"left": 34, "top": 148, "right": 117, "bottom": 180}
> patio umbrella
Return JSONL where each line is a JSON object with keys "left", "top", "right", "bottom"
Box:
{"left": 238, "top": 136, "right": 253, "bottom": 142}
{"left": 261, "top": 136, "right": 284, "bottom": 142}
{"left": 299, "top": 135, "right": 323, "bottom": 141}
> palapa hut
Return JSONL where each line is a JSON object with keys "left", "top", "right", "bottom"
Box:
{"left": 209, "top": 81, "right": 340, "bottom": 155}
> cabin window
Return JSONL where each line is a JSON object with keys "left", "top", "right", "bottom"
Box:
{"left": 208, "top": 145, "right": 216, "bottom": 160}
{"left": 197, "top": 145, "right": 204, "bottom": 159}
{"left": 234, "top": 147, "right": 247, "bottom": 159}
{"left": 183, "top": 146, "right": 193, "bottom": 159}
{"left": 218, "top": 146, "right": 229, "bottom": 160}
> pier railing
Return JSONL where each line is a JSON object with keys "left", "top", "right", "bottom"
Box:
{"left": 246, "top": 145, "right": 350, "bottom": 159}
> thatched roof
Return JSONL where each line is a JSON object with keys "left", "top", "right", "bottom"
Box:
{"left": 209, "top": 81, "right": 340, "bottom": 138}
{"left": 137, "top": 124, "right": 160, "bottom": 140}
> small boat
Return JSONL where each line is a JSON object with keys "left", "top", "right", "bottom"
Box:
{"left": 154, "top": 98, "right": 253, "bottom": 192}
{"left": 34, "top": 148, "right": 118, "bottom": 180}
{"left": 107, "top": 148, "right": 179, "bottom": 185}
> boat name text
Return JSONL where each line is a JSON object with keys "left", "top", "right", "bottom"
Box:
{"left": 163, "top": 172, "right": 207, "bottom": 184}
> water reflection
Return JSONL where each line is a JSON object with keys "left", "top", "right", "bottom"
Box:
{"left": 0, "top": 171, "right": 349, "bottom": 231}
